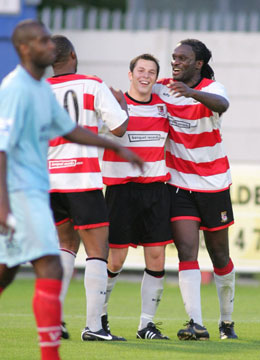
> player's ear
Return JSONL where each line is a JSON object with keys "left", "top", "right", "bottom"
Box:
{"left": 196, "top": 60, "right": 203, "bottom": 70}
{"left": 128, "top": 71, "right": 133, "bottom": 81}
{"left": 71, "top": 51, "right": 76, "bottom": 60}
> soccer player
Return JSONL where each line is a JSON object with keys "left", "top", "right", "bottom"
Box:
{"left": 47, "top": 35, "right": 129, "bottom": 341}
{"left": 0, "top": 19, "right": 143, "bottom": 360}
{"left": 101, "top": 54, "right": 172, "bottom": 340}
{"left": 153, "top": 39, "right": 238, "bottom": 340}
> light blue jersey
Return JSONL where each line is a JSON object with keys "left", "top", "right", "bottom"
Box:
{"left": 0, "top": 65, "right": 76, "bottom": 266}
{"left": 0, "top": 65, "right": 76, "bottom": 192}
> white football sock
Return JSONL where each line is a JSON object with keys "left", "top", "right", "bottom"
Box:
{"left": 60, "top": 249, "right": 76, "bottom": 321}
{"left": 138, "top": 271, "right": 164, "bottom": 331}
{"left": 102, "top": 270, "right": 120, "bottom": 315}
{"left": 179, "top": 269, "right": 203, "bottom": 326}
{"left": 84, "top": 258, "right": 107, "bottom": 332}
{"left": 214, "top": 268, "right": 235, "bottom": 323}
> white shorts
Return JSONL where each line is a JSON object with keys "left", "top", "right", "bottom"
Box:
{"left": 0, "top": 189, "right": 60, "bottom": 267}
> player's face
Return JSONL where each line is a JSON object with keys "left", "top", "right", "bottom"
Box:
{"left": 129, "top": 59, "right": 158, "bottom": 98}
{"left": 171, "top": 44, "right": 200, "bottom": 84}
{"left": 26, "top": 26, "right": 56, "bottom": 68}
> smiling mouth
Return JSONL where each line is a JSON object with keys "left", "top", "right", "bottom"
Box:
{"left": 140, "top": 81, "right": 149, "bottom": 85}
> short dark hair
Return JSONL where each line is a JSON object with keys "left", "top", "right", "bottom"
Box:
{"left": 129, "top": 54, "right": 160, "bottom": 77}
{"left": 178, "top": 39, "right": 214, "bottom": 79}
{"left": 51, "top": 35, "right": 75, "bottom": 64}
{"left": 11, "top": 19, "right": 45, "bottom": 55}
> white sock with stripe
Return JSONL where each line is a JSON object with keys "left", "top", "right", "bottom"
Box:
{"left": 102, "top": 269, "right": 121, "bottom": 315}
{"left": 179, "top": 261, "right": 203, "bottom": 326}
{"left": 84, "top": 258, "right": 107, "bottom": 332}
{"left": 138, "top": 269, "right": 164, "bottom": 331}
{"left": 60, "top": 249, "right": 76, "bottom": 321}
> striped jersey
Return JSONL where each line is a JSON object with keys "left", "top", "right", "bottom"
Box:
{"left": 102, "top": 92, "right": 170, "bottom": 185}
{"left": 153, "top": 78, "right": 231, "bottom": 192}
{"left": 47, "top": 74, "right": 127, "bottom": 192}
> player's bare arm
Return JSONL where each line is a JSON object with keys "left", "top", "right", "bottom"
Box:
{"left": 109, "top": 87, "right": 129, "bottom": 137}
{"left": 167, "top": 80, "right": 229, "bottom": 113}
{"left": 64, "top": 125, "right": 144, "bottom": 171}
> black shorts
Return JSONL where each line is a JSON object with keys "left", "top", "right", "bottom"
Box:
{"left": 50, "top": 190, "right": 109, "bottom": 230}
{"left": 105, "top": 182, "right": 173, "bottom": 248}
{"left": 167, "top": 184, "right": 234, "bottom": 231}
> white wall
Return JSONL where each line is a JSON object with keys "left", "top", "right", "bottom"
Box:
{"left": 50, "top": 29, "right": 260, "bottom": 164}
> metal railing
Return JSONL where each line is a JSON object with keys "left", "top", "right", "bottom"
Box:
{"left": 39, "top": 7, "right": 260, "bottom": 32}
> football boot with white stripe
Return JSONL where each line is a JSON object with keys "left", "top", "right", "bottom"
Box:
{"left": 81, "top": 327, "right": 126, "bottom": 341}
{"left": 136, "top": 322, "right": 170, "bottom": 340}
{"left": 177, "top": 319, "right": 209, "bottom": 340}
{"left": 219, "top": 321, "right": 238, "bottom": 339}
{"left": 61, "top": 322, "right": 70, "bottom": 339}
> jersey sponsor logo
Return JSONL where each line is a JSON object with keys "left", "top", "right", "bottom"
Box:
{"left": 168, "top": 116, "right": 197, "bottom": 129}
{"left": 162, "top": 92, "right": 170, "bottom": 97}
{"left": 220, "top": 211, "right": 228, "bottom": 223}
{"left": 128, "top": 133, "right": 161, "bottom": 142}
{"left": 157, "top": 105, "right": 167, "bottom": 116}
{"left": 0, "top": 117, "right": 13, "bottom": 135}
{"left": 49, "top": 159, "right": 83, "bottom": 169}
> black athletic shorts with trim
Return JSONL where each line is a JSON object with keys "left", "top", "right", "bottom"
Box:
{"left": 50, "top": 190, "right": 109, "bottom": 230}
{"left": 167, "top": 184, "right": 234, "bottom": 231}
{"left": 105, "top": 182, "right": 173, "bottom": 248}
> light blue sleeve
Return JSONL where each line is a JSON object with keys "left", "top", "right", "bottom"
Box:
{"left": 0, "top": 86, "right": 26, "bottom": 152}
{"left": 48, "top": 88, "right": 76, "bottom": 139}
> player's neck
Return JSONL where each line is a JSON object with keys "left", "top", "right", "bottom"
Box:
{"left": 21, "top": 62, "right": 45, "bottom": 81}
{"left": 128, "top": 88, "right": 152, "bottom": 102}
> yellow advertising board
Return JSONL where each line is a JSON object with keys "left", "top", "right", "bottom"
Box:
{"left": 75, "top": 164, "right": 260, "bottom": 273}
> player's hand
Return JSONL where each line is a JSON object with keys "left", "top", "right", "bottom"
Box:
{"left": 167, "top": 80, "right": 194, "bottom": 98}
{"left": 0, "top": 211, "right": 16, "bottom": 237}
{"left": 116, "top": 147, "right": 144, "bottom": 172}
{"left": 109, "top": 87, "right": 125, "bottom": 104}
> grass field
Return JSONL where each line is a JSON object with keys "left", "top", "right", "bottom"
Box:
{"left": 0, "top": 276, "right": 260, "bottom": 360}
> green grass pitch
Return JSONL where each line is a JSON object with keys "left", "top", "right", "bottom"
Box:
{"left": 0, "top": 276, "right": 260, "bottom": 360}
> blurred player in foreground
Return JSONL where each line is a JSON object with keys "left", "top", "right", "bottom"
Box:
{"left": 0, "top": 19, "right": 143, "bottom": 360}
{"left": 101, "top": 53, "right": 172, "bottom": 340}
{"left": 47, "top": 35, "right": 129, "bottom": 341}
{"left": 153, "top": 38, "right": 237, "bottom": 341}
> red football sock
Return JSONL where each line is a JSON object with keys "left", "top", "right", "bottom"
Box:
{"left": 0, "top": 286, "right": 4, "bottom": 295}
{"left": 33, "top": 278, "right": 62, "bottom": 360}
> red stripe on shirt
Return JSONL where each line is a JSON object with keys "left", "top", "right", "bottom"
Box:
{"left": 103, "top": 147, "right": 165, "bottom": 162}
{"left": 166, "top": 151, "right": 230, "bottom": 177}
{"left": 103, "top": 174, "right": 170, "bottom": 185}
{"left": 48, "top": 157, "right": 100, "bottom": 174}
{"left": 83, "top": 94, "right": 95, "bottom": 111}
{"left": 127, "top": 117, "right": 169, "bottom": 132}
{"left": 171, "top": 129, "right": 222, "bottom": 149}
{"left": 167, "top": 103, "right": 213, "bottom": 120}
{"left": 47, "top": 74, "right": 102, "bottom": 84}
{"left": 49, "top": 126, "right": 98, "bottom": 146}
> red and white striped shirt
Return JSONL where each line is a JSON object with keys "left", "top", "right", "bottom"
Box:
{"left": 47, "top": 74, "right": 127, "bottom": 192}
{"left": 102, "top": 92, "right": 170, "bottom": 185}
{"left": 153, "top": 78, "right": 231, "bottom": 192}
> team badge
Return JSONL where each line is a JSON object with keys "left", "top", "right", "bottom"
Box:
{"left": 157, "top": 105, "right": 166, "bottom": 116}
{"left": 220, "top": 211, "right": 228, "bottom": 223}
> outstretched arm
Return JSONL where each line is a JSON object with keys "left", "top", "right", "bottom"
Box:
{"left": 64, "top": 125, "right": 143, "bottom": 171}
{"left": 167, "top": 80, "right": 229, "bottom": 113}
{"left": 109, "top": 87, "right": 129, "bottom": 137}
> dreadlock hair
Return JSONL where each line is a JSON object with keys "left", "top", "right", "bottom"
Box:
{"left": 179, "top": 39, "right": 215, "bottom": 80}
{"left": 51, "top": 35, "right": 75, "bottom": 64}
{"left": 129, "top": 53, "right": 160, "bottom": 78}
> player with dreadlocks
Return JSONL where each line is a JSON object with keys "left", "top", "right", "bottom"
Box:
{"left": 153, "top": 39, "right": 238, "bottom": 341}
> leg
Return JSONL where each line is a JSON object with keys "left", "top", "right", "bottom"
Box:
{"left": 80, "top": 226, "right": 109, "bottom": 333}
{"left": 57, "top": 221, "right": 80, "bottom": 338}
{"left": 172, "top": 220, "right": 203, "bottom": 325}
{"left": 204, "top": 228, "right": 237, "bottom": 339}
{"left": 136, "top": 246, "right": 169, "bottom": 340}
{"left": 31, "top": 255, "right": 63, "bottom": 360}
{"left": 0, "top": 263, "right": 19, "bottom": 292}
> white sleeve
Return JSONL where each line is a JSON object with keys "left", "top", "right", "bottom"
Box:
{"left": 94, "top": 82, "right": 128, "bottom": 131}
{"left": 204, "top": 81, "right": 229, "bottom": 102}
